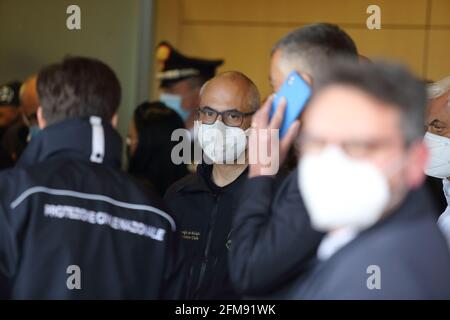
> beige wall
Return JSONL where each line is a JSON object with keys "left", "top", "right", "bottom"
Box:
{"left": 0, "top": 0, "right": 152, "bottom": 139}
{"left": 153, "top": 0, "right": 450, "bottom": 99}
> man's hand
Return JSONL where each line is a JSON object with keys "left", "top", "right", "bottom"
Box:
{"left": 248, "top": 95, "right": 300, "bottom": 177}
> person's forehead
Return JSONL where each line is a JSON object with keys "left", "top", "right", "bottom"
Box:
{"left": 200, "top": 78, "right": 249, "bottom": 110}
{"left": 427, "top": 92, "right": 450, "bottom": 117}
{"left": 270, "top": 50, "right": 287, "bottom": 90}
{"left": 162, "top": 78, "right": 191, "bottom": 93}
{"left": 21, "top": 86, "right": 39, "bottom": 107}
{"left": 303, "top": 85, "right": 401, "bottom": 139}
{"left": 270, "top": 49, "right": 282, "bottom": 71}
{"left": 24, "top": 83, "right": 38, "bottom": 98}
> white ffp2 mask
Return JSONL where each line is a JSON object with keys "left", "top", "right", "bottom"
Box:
{"left": 298, "top": 146, "right": 390, "bottom": 232}
{"left": 197, "top": 121, "right": 248, "bottom": 164}
{"left": 424, "top": 132, "right": 450, "bottom": 179}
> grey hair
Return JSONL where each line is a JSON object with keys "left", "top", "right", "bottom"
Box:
{"left": 314, "top": 59, "right": 427, "bottom": 146}
{"left": 272, "top": 23, "right": 358, "bottom": 79}
{"left": 427, "top": 76, "right": 450, "bottom": 100}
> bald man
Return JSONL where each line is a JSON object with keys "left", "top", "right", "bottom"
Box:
{"left": 164, "top": 71, "right": 260, "bottom": 299}
{"left": 20, "top": 75, "right": 40, "bottom": 139}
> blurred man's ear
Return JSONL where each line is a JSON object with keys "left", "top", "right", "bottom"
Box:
{"left": 299, "top": 72, "right": 313, "bottom": 86}
{"left": 37, "top": 106, "right": 47, "bottom": 129}
{"left": 406, "top": 140, "right": 429, "bottom": 189}
{"left": 111, "top": 113, "right": 119, "bottom": 128}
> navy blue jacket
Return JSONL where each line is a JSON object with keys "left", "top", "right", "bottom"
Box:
{"left": 229, "top": 169, "right": 323, "bottom": 297}
{"left": 283, "top": 189, "right": 450, "bottom": 299}
{"left": 0, "top": 117, "right": 176, "bottom": 299}
{"left": 164, "top": 164, "right": 247, "bottom": 299}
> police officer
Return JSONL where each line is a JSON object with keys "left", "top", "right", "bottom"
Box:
{"left": 164, "top": 71, "right": 259, "bottom": 299}
{"left": 0, "top": 81, "right": 23, "bottom": 169}
{"left": 0, "top": 57, "right": 176, "bottom": 299}
{"left": 0, "top": 81, "right": 22, "bottom": 134}
{"left": 156, "top": 41, "right": 223, "bottom": 132}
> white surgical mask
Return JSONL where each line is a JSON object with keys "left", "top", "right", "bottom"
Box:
{"left": 424, "top": 132, "right": 450, "bottom": 179}
{"left": 197, "top": 120, "right": 248, "bottom": 164}
{"left": 298, "top": 145, "right": 390, "bottom": 232}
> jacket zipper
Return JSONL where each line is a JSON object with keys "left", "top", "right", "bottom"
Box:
{"left": 194, "top": 193, "right": 220, "bottom": 297}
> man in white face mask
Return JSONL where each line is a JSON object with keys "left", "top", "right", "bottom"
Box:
{"left": 287, "top": 60, "right": 450, "bottom": 299}
{"left": 423, "top": 76, "right": 450, "bottom": 246}
{"left": 164, "top": 71, "right": 260, "bottom": 299}
{"left": 229, "top": 23, "right": 358, "bottom": 298}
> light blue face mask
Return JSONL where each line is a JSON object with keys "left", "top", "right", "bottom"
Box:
{"left": 160, "top": 92, "right": 190, "bottom": 121}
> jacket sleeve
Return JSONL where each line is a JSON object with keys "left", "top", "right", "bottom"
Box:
{"left": 0, "top": 190, "right": 18, "bottom": 298}
{"left": 229, "top": 169, "right": 323, "bottom": 296}
{"left": 161, "top": 187, "right": 190, "bottom": 299}
{"left": 160, "top": 227, "right": 190, "bottom": 299}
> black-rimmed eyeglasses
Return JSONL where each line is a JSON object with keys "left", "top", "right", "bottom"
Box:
{"left": 197, "top": 106, "right": 255, "bottom": 127}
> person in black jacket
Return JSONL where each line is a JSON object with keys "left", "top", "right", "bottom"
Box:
{"left": 0, "top": 57, "right": 177, "bottom": 299}
{"left": 127, "top": 101, "right": 189, "bottom": 197}
{"left": 278, "top": 60, "right": 450, "bottom": 299}
{"left": 229, "top": 23, "right": 359, "bottom": 297}
{"left": 164, "top": 71, "right": 260, "bottom": 299}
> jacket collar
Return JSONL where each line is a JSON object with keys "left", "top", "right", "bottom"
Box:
{"left": 373, "top": 187, "right": 436, "bottom": 228}
{"left": 314, "top": 187, "right": 437, "bottom": 263}
{"left": 16, "top": 116, "right": 122, "bottom": 169}
{"left": 179, "top": 163, "right": 248, "bottom": 194}
{"left": 442, "top": 179, "right": 450, "bottom": 207}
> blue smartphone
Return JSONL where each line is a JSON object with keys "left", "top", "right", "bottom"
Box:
{"left": 270, "top": 71, "right": 311, "bottom": 138}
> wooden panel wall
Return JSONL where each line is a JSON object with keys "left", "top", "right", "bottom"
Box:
{"left": 153, "top": 0, "right": 450, "bottom": 98}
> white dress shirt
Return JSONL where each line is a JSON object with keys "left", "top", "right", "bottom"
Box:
{"left": 317, "top": 228, "right": 358, "bottom": 261}
{"left": 438, "top": 179, "right": 450, "bottom": 249}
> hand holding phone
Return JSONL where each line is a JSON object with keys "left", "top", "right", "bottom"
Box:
{"left": 270, "top": 71, "right": 311, "bottom": 138}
